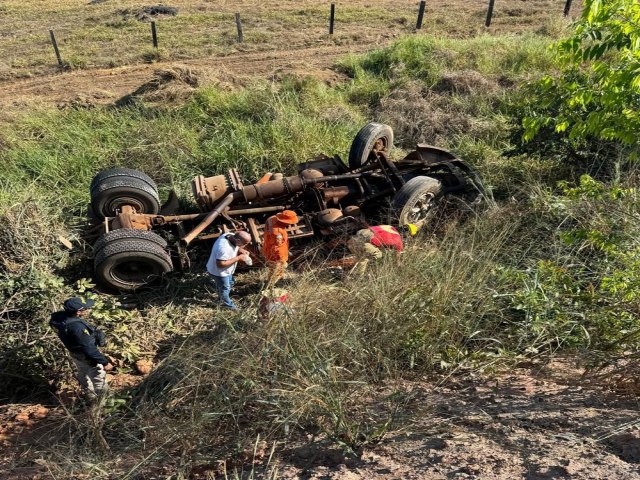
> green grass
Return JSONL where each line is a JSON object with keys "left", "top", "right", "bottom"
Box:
{"left": 339, "top": 34, "right": 558, "bottom": 85}
{"left": 337, "top": 33, "right": 561, "bottom": 196}
{"left": 1, "top": 77, "right": 363, "bottom": 214}
{"left": 3, "top": 26, "right": 640, "bottom": 479}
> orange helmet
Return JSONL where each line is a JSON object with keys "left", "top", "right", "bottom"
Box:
{"left": 275, "top": 210, "right": 299, "bottom": 225}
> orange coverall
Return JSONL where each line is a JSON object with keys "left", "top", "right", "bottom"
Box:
{"left": 262, "top": 215, "right": 290, "bottom": 285}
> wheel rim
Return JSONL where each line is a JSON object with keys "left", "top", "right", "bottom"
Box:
{"left": 364, "top": 137, "right": 389, "bottom": 165}
{"left": 373, "top": 137, "right": 387, "bottom": 152}
{"left": 405, "top": 192, "right": 436, "bottom": 227}
{"left": 110, "top": 259, "right": 165, "bottom": 287}
{"left": 105, "top": 196, "right": 146, "bottom": 216}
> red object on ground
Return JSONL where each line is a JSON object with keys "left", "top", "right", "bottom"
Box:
{"left": 369, "top": 225, "right": 403, "bottom": 252}
{"left": 259, "top": 289, "right": 289, "bottom": 320}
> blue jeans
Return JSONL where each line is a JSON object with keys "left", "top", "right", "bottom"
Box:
{"left": 211, "top": 275, "right": 236, "bottom": 310}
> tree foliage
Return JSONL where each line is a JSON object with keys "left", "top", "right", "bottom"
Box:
{"left": 522, "top": 0, "right": 640, "bottom": 150}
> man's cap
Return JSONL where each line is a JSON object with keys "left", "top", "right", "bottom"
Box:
{"left": 63, "top": 297, "right": 96, "bottom": 312}
{"left": 276, "top": 210, "right": 299, "bottom": 225}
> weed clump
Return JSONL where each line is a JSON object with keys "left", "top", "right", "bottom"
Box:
{"left": 118, "top": 5, "right": 179, "bottom": 22}
{"left": 374, "top": 80, "right": 501, "bottom": 149}
{"left": 433, "top": 70, "right": 500, "bottom": 95}
{"left": 116, "top": 65, "right": 200, "bottom": 106}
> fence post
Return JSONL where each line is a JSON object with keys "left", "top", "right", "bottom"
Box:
{"left": 151, "top": 21, "right": 158, "bottom": 48}
{"left": 49, "top": 29, "right": 63, "bottom": 66}
{"left": 235, "top": 13, "right": 244, "bottom": 42}
{"left": 329, "top": 3, "right": 335, "bottom": 35}
{"left": 563, "top": 0, "right": 573, "bottom": 17}
{"left": 485, "top": 0, "right": 495, "bottom": 27}
{"left": 416, "top": 1, "right": 426, "bottom": 30}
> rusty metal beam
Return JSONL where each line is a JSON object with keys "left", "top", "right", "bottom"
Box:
{"left": 182, "top": 193, "right": 236, "bottom": 245}
{"left": 228, "top": 206, "right": 285, "bottom": 216}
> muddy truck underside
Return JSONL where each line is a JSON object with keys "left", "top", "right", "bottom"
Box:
{"left": 86, "top": 123, "right": 486, "bottom": 291}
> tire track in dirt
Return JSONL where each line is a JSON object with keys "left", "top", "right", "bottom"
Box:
{"left": 0, "top": 43, "right": 376, "bottom": 113}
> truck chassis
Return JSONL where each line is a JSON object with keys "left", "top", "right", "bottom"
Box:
{"left": 87, "top": 123, "right": 486, "bottom": 291}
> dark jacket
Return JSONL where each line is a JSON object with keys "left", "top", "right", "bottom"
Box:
{"left": 49, "top": 311, "right": 109, "bottom": 366}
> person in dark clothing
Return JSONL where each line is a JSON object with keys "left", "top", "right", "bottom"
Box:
{"left": 50, "top": 297, "right": 113, "bottom": 398}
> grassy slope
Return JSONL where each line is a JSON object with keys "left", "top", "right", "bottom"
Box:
{"left": 2, "top": 31, "right": 640, "bottom": 477}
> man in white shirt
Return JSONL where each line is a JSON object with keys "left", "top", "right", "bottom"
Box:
{"left": 206, "top": 231, "right": 252, "bottom": 310}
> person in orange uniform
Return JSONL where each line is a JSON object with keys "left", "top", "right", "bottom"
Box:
{"left": 262, "top": 210, "right": 299, "bottom": 287}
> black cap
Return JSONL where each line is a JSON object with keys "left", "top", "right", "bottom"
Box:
{"left": 63, "top": 297, "right": 96, "bottom": 312}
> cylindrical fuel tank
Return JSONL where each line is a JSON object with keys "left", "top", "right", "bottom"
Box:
{"left": 240, "top": 175, "right": 305, "bottom": 202}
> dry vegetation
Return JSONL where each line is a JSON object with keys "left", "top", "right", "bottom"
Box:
{"left": 4, "top": 0, "right": 640, "bottom": 478}
{"left": 0, "top": 0, "right": 572, "bottom": 80}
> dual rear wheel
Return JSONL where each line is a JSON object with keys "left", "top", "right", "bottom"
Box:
{"left": 90, "top": 168, "right": 160, "bottom": 220}
{"left": 90, "top": 169, "right": 172, "bottom": 291}
{"left": 94, "top": 228, "right": 173, "bottom": 291}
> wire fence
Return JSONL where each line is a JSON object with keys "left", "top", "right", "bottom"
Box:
{"left": 2, "top": 0, "right": 579, "bottom": 69}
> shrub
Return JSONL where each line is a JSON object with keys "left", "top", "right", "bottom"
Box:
{"left": 517, "top": 0, "right": 640, "bottom": 163}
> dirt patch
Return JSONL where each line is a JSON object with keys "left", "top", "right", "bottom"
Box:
{"left": 55, "top": 92, "right": 112, "bottom": 110}
{"left": 134, "top": 359, "right": 154, "bottom": 375}
{"left": 0, "top": 44, "right": 372, "bottom": 123}
{"left": 118, "top": 5, "right": 179, "bottom": 22}
{"left": 2, "top": 359, "right": 639, "bottom": 479}
{"left": 0, "top": 404, "right": 51, "bottom": 446}
{"left": 270, "top": 361, "right": 640, "bottom": 479}
{"left": 107, "top": 372, "right": 141, "bottom": 389}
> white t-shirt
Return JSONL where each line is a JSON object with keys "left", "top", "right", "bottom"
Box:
{"left": 206, "top": 234, "right": 238, "bottom": 277}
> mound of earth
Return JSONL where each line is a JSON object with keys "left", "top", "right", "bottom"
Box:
{"left": 117, "top": 5, "right": 178, "bottom": 22}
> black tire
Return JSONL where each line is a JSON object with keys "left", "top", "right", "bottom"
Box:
{"left": 91, "top": 174, "right": 161, "bottom": 219}
{"left": 93, "top": 228, "right": 167, "bottom": 255}
{"left": 348, "top": 122, "right": 394, "bottom": 169}
{"left": 392, "top": 176, "right": 442, "bottom": 228}
{"left": 94, "top": 230, "right": 173, "bottom": 291}
{"left": 90, "top": 168, "right": 158, "bottom": 193}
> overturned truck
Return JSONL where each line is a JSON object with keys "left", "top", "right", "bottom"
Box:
{"left": 88, "top": 123, "right": 486, "bottom": 291}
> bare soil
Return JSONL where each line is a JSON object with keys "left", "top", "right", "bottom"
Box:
{"left": 0, "top": 43, "right": 368, "bottom": 121}
{"left": 278, "top": 361, "right": 639, "bottom": 480}
{"left": 2, "top": 358, "right": 639, "bottom": 479}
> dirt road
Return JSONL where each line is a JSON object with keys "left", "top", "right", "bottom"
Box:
{"left": 0, "top": 43, "right": 377, "bottom": 118}
{"left": 278, "top": 363, "right": 640, "bottom": 479}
